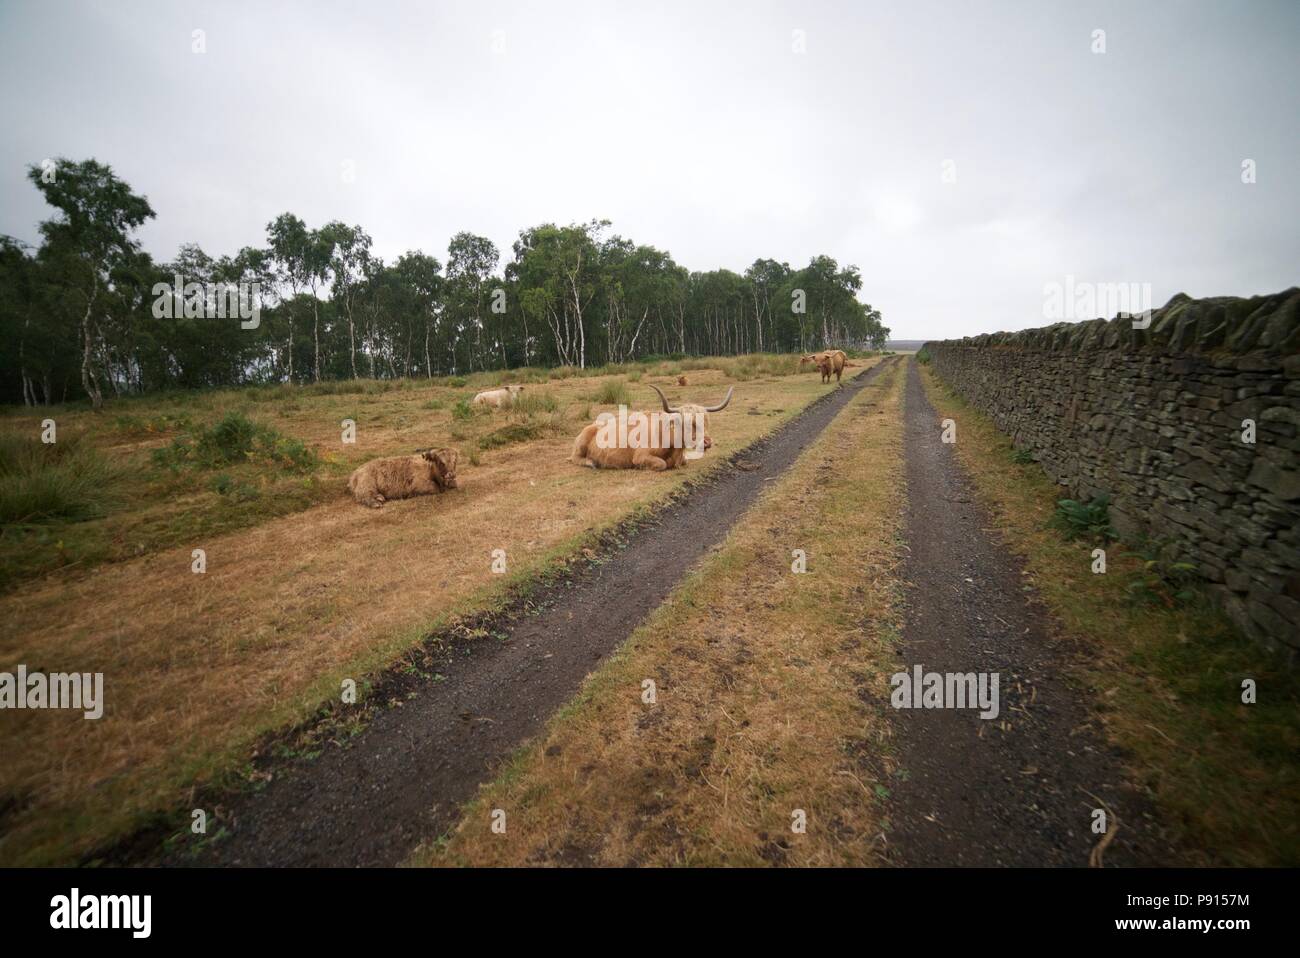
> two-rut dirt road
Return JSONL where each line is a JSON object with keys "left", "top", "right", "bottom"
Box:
{"left": 887, "top": 361, "right": 1179, "bottom": 866}
{"left": 159, "top": 356, "right": 1172, "bottom": 867}
{"left": 171, "top": 359, "right": 899, "bottom": 866}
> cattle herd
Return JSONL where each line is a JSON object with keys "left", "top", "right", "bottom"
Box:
{"left": 345, "top": 356, "right": 854, "bottom": 506}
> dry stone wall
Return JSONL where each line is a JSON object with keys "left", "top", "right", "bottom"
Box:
{"left": 924, "top": 288, "right": 1300, "bottom": 655}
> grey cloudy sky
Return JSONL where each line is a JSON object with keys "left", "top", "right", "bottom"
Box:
{"left": 1, "top": 0, "right": 1296, "bottom": 339}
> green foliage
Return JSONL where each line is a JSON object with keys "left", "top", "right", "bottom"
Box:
{"left": 0, "top": 433, "right": 121, "bottom": 524}
{"left": 451, "top": 399, "right": 477, "bottom": 421}
{"left": 915, "top": 347, "right": 932, "bottom": 365}
{"left": 210, "top": 472, "right": 261, "bottom": 502}
{"left": 1010, "top": 447, "right": 1035, "bottom": 465}
{"left": 1123, "top": 540, "right": 1201, "bottom": 607}
{"left": 1050, "top": 494, "right": 1116, "bottom": 542}
{"left": 153, "top": 412, "right": 318, "bottom": 473}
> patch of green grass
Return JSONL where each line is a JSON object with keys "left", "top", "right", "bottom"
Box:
{"left": 510, "top": 391, "right": 559, "bottom": 416}
{"left": 153, "top": 412, "right": 318, "bottom": 473}
{"left": 451, "top": 399, "right": 479, "bottom": 421}
{"left": 0, "top": 433, "right": 122, "bottom": 525}
{"left": 478, "top": 412, "right": 569, "bottom": 451}
{"left": 589, "top": 379, "right": 632, "bottom": 406}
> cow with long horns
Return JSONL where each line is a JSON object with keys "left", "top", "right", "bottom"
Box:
{"left": 570, "top": 385, "right": 734, "bottom": 471}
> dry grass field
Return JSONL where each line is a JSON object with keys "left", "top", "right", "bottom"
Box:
{"left": 0, "top": 353, "right": 882, "bottom": 865}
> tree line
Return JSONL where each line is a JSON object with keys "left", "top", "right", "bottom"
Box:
{"left": 0, "top": 159, "right": 888, "bottom": 408}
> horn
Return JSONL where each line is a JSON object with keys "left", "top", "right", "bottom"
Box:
{"left": 702, "top": 386, "right": 734, "bottom": 413}
{"left": 649, "top": 384, "right": 677, "bottom": 413}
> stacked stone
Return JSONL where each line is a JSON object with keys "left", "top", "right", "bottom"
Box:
{"left": 924, "top": 288, "right": 1300, "bottom": 656}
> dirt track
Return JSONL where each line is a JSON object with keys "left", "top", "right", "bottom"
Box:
{"left": 886, "top": 361, "right": 1179, "bottom": 866}
{"left": 164, "top": 360, "right": 897, "bottom": 866}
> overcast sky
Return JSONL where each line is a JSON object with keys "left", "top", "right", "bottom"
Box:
{"left": 1, "top": 0, "right": 1296, "bottom": 339}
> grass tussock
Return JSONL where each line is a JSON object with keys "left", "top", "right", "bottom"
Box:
{"left": 918, "top": 364, "right": 1300, "bottom": 866}
{"left": 415, "top": 362, "right": 907, "bottom": 866}
{"left": 588, "top": 379, "right": 633, "bottom": 406}
{"left": 0, "top": 433, "right": 122, "bottom": 524}
{"left": 508, "top": 391, "right": 559, "bottom": 416}
{"left": 477, "top": 412, "right": 570, "bottom": 451}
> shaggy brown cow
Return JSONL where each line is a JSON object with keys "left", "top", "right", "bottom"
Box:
{"left": 677, "top": 375, "right": 688, "bottom": 386}
{"left": 570, "top": 385, "right": 733, "bottom": 471}
{"left": 801, "top": 349, "right": 849, "bottom": 385}
{"left": 348, "top": 448, "right": 460, "bottom": 508}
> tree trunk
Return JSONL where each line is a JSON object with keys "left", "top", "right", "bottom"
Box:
{"left": 80, "top": 275, "right": 103, "bottom": 410}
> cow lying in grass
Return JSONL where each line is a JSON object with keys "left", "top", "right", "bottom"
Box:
{"left": 472, "top": 385, "right": 524, "bottom": 408}
{"left": 348, "top": 448, "right": 460, "bottom": 508}
{"left": 570, "top": 385, "right": 733, "bottom": 471}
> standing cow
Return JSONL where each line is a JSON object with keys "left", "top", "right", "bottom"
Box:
{"left": 800, "top": 350, "right": 850, "bottom": 385}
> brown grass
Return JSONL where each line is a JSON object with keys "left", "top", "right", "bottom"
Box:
{"left": 412, "top": 361, "right": 905, "bottom": 866}
{"left": 918, "top": 364, "right": 1300, "bottom": 866}
{"left": 0, "top": 358, "right": 880, "bottom": 866}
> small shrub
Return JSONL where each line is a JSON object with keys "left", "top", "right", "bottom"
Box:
{"left": 590, "top": 379, "right": 632, "bottom": 406}
{"left": 1010, "top": 447, "right": 1035, "bottom": 465}
{"left": 915, "top": 347, "right": 932, "bottom": 365}
{"left": 422, "top": 399, "right": 445, "bottom": 411}
{"left": 1124, "top": 540, "right": 1200, "bottom": 608}
{"left": 451, "top": 399, "right": 476, "bottom": 421}
{"left": 1050, "top": 494, "right": 1116, "bottom": 542}
{"left": 153, "top": 412, "right": 318, "bottom": 473}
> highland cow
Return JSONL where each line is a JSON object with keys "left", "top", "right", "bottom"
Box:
{"left": 472, "top": 385, "right": 524, "bottom": 408}
{"left": 570, "top": 385, "right": 733, "bottom": 471}
{"left": 348, "top": 448, "right": 460, "bottom": 508}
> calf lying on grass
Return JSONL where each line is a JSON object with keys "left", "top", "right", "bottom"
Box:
{"left": 348, "top": 448, "right": 460, "bottom": 508}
